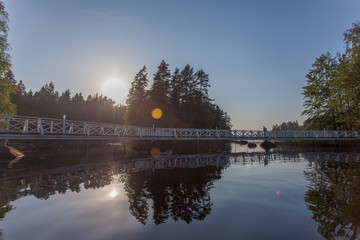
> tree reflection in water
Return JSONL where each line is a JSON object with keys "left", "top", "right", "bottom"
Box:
{"left": 1, "top": 152, "right": 360, "bottom": 235}
{"left": 121, "top": 167, "right": 221, "bottom": 225}
{"left": 304, "top": 159, "right": 360, "bottom": 239}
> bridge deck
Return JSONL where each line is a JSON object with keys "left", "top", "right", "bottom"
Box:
{"left": 1, "top": 114, "right": 359, "bottom": 141}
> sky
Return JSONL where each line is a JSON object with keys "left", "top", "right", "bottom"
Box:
{"left": 3, "top": 0, "right": 360, "bottom": 129}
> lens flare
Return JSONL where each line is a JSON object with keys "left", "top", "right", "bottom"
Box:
{"left": 150, "top": 147, "right": 161, "bottom": 157}
{"left": 152, "top": 108, "right": 162, "bottom": 119}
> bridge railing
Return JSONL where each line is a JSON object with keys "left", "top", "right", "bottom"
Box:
{"left": 0, "top": 114, "right": 359, "bottom": 140}
{"left": 263, "top": 130, "right": 359, "bottom": 139}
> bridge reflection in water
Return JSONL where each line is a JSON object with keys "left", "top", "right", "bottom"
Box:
{"left": 1, "top": 152, "right": 360, "bottom": 239}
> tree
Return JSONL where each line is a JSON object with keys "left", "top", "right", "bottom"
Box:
{"left": 149, "top": 60, "right": 171, "bottom": 106}
{"left": 194, "top": 69, "right": 211, "bottom": 104}
{"left": 179, "top": 64, "right": 195, "bottom": 105}
{"left": 126, "top": 66, "right": 150, "bottom": 125}
{"left": 169, "top": 68, "right": 181, "bottom": 109}
{"left": 148, "top": 60, "right": 171, "bottom": 127}
{"left": 337, "top": 22, "right": 360, "bottom": 129}
{"left": 33, "top": 82, "right": 59, "bottom": 117}
{"left": 302, "top": 53, "right": 339, "bottom": 130}
{"left": 0, "top": 1, "right": 15, "bottom": 114}
{"left": 302, "top": 22, "right": 360, "bottom": 130}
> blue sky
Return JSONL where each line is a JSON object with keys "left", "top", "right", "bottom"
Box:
{"left": 4, "top": 0, "right": 360, "bottom": 129}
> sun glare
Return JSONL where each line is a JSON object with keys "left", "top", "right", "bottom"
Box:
{"left": 102, "top": 77, "right": 129, "bottom": 103}
{"left": 109, "top": 189, "right": 119, "bottom": 198}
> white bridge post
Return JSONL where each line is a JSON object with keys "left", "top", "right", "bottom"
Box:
{"left": 63, "top": 115, "right": 66, "bottom": 135}
{"left": 37, "top": 118, "right": 44, "bottom": 135}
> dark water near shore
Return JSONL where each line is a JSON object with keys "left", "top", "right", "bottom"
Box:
{"left": 1, "top": 143, "right": 360, "bottom": 240}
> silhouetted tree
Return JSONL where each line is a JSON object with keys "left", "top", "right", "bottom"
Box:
{"left": 126, "top": 66, "right": 150, "bottom": 125}
{"left": 148, "top": 60, "right": 171, "bottom": 127}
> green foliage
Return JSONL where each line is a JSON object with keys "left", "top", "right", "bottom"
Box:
{"left": 126, "top": 61, "right": 232, "bottom": 129}
{"left": 302, "top": 53, "right": 339, "bottom": 129}
{"left": 0, "top": 1, "right": 16, "bottom": 114}
{"left": 303, "top": 22, "right": 360, "bottom": 130}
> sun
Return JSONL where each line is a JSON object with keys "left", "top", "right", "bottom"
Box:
{"left": 102, "top": 77, "right": 129, "bottom": 103}
{"left": 109, "top": 189, "right": 119, "bottom": 198}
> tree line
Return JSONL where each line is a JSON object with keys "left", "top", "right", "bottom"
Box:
{"left": 11, "top": 81, "right": 126, "bottom": 123}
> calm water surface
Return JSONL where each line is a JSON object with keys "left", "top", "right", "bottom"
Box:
{"left": 1, "top": 146, "right": 360, "bottom": 240}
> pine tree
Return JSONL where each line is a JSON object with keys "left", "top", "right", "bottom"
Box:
{"left": 169, "top": 68, "right": 181, "bottom": 109}
{"left": 194, "top": 69, "right": 211, "bottom": 104}
{"left": 179, "top": 64, "right": 195, "bottom": 105}
{"left": 126, "top": 66, "right": 150, "bottom": 125}
{"left": 148, "top": 60, "right": 171, "bottom": 127}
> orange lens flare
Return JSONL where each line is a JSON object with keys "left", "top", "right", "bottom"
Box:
{"left": 152, "top": 108, "right": 162, "bottom": 119}
{"left": 150, "top": 147, "right": 161, "bottom": 157}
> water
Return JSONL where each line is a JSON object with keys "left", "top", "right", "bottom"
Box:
{"left": 1, "top": 146, "right": 360, "bottom": 240}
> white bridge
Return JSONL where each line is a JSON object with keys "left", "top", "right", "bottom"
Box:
{"left": 0, "top": 114, "right": 359, "bottom": 141}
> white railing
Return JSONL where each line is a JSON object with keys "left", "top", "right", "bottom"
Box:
{"left": 0, "top": 114, "right": 359, "bottom": 140}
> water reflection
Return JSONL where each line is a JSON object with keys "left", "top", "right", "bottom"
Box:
{"left": 304, "top": 160, "right": 360, "bottom": 239}
{"left": 1, "top": 152, "right": 360, "bottom": 238}
{"left": 122, "top": 166, "right": 221, "bottom": 225}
